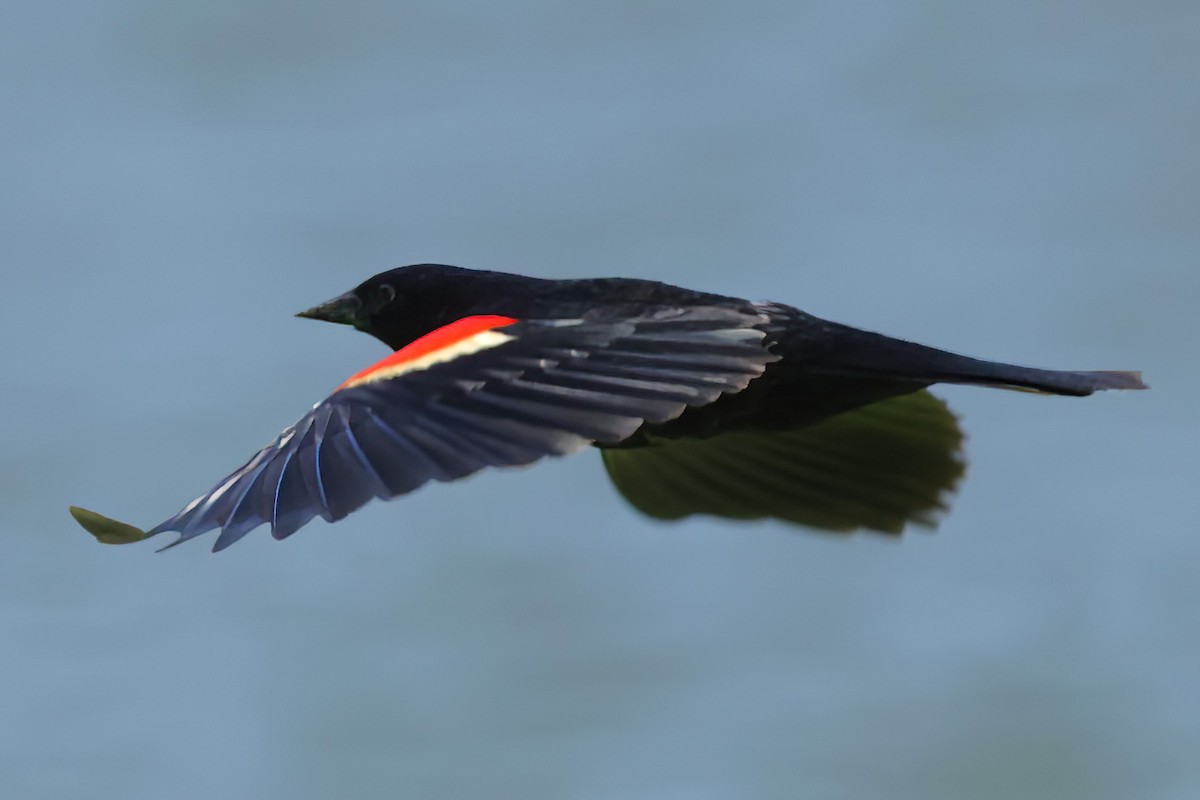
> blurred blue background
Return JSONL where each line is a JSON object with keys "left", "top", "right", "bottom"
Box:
{"left": 3, "top": 2, "right": 1196, "bottom": 798}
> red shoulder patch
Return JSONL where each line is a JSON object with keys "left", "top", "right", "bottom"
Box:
{"left": 337, "top": 315, "right": 519, "bottom": 391}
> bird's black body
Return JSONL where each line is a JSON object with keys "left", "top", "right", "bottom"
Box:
{"left": 320, "top": 264, "right": 1137, "bottom": 439}
{"left": 71, "top": 264, "right": 1145, "bottom": 551}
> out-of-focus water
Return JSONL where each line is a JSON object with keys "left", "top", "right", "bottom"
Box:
{"left": 3, "top": 3, "right": 1196, "bottom": 798}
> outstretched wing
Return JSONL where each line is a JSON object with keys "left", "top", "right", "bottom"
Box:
{"left": 601, "top": 389, "right": 966, "bottom": 535}
{"left": 73, "top": 307, "right": 776, "bottom": 551}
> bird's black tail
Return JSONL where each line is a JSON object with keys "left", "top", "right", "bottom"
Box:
{"left": 784, "top": 315, "right": 1147, "bottom": 397}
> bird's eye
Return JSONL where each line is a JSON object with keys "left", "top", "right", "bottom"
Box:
{"left": 378, "top": 284, "right": 396, "bottom": 304}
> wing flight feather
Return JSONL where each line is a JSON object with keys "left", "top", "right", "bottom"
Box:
{"left": 126, "top": 307, "right": 776, "bottom": 550}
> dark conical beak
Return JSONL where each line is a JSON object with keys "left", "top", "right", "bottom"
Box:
{"left": 296, "top": 290, "right": 362, "bottom": 326}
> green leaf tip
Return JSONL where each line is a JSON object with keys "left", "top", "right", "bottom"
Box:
{"left": 69, "top": 506, "right": 150, "bottom": 545}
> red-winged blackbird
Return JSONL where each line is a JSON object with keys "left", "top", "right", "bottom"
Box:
{"left": 70, "top": 264, "right": 1145, "bottom": 551}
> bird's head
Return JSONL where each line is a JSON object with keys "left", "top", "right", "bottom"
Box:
{"left": 297, "top": 263, "right": 526, "bottom": 349}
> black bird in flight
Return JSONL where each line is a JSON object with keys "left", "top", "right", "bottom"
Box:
{"left": 71, "top": 264, "right": 1145, "bottom": 551}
